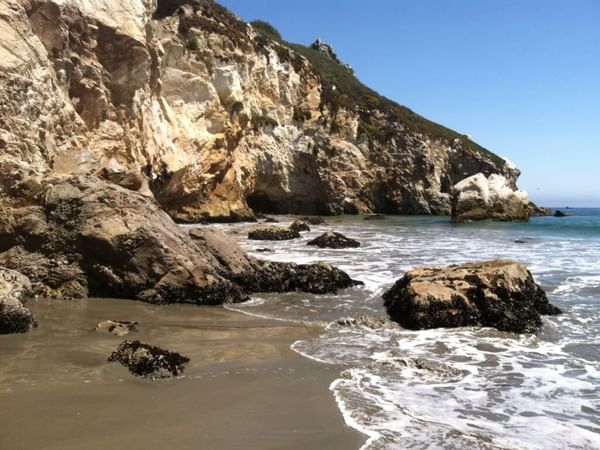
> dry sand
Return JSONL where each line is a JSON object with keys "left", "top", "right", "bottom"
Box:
{"left": 0, "top": 298, "right": 365, "bottom": 450}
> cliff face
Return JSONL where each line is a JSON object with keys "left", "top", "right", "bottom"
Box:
{"left": 0, "top": 0, "right": 519, "bottom": 222}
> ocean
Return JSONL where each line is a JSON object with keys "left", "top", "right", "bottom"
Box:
{"left": 225, "top": 208, "right": 600, "bottom": 449}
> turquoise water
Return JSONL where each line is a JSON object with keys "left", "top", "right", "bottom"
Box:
{"left": 217, "top": 209, "right": 600, "bottom": 449}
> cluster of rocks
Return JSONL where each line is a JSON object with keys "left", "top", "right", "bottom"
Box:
{"left": 0, "top": 177, "right": 359, "bottom": 317}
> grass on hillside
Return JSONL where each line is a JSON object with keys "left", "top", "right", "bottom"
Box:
{"left": 250, "top": 20, "right": 504, "bottom": 165}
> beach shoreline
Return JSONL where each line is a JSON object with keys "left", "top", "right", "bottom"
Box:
{"left": 0, "top": 298, "right": 365, "bottom": 450}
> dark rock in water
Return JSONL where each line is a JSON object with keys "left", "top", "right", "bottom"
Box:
{"left": 383, "top": 259, "right": 561, "bottom": 333}
{"left": 514, "top": 239, "right": 528, "bottom": 244}
{"left": 248, "top": 226, "right": 300, "bottom": 240}
{"left": 527, "top": 202, "right": 550, "bottom": 217}
{"left": 288, "top": 219, "right": 310, "bottom": 232}
{"left": 0, "top": 268, "right": 36, "bottom": 334}
{"left": 232, "top": 262, "right": 362, "bottom": 295}
{"left": 95, "top": 320, "right": 139, "bottom": 336}
{"left": 554, "top": 210, "right": 569, "bottom": 217}
{"left": 334, "top": 315, "right": 398, "bottom": 329}
{"left": 263, "top": 216, "right": 279, "bottom": 223}
{"left": 299, "top": 216, "right": 326, "bottom": 225}
{"left": 363, "top": 214, "right": 386, "bottom": 221}
{"left": 108, "top": 340, "right": 190, "bottom": 378}
{"left": 307, "top": 231, "right": 360, "bottom": 249}
{"left": 254, "top": 248, "right": 272, "bottom": 253}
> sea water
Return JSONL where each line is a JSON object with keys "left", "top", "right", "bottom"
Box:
{"left": 223, "top": 209, "right": 600, "bottom": 449}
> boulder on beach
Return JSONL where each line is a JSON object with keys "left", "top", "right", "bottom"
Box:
{"left": 288, "top": 219, "right": 311, "bottom": 232}
{"left": 248, "top": 225, "right": 300, "bottom": 240}
{"left": 108, "top": 340, "right": 190, "bottom": 378}
{"left": 307, "top": 231, "right": 360, "bottom": 249}
{"left": 383, "top": 259, "right": 561, "bottom": 333}
{"left": 0, "top": 268, "right": 36, "bottom": 334}
{"left": 95, "top": 320, "right": 139, "bottom": 336}
{"left": 451, "top": 173, "right": 530, "bottom": 222}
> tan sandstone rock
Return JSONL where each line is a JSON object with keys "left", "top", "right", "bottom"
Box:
{"left": 383, "top": 260, "right": 561, "bottom": 333}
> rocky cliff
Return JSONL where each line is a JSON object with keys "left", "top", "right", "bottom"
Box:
{"left": 0, "top": 0, "right": 521, "bottom": 223}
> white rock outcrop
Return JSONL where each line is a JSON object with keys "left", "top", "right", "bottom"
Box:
{"left": 451, "top": 173, "right": 530, "bottom": 222}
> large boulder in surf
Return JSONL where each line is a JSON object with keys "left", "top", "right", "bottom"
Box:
{"left": 108, "top": 340, "right": 189, "bottom": 378}
{"left": 0, "top": 268, "right": 36, "bottom": 334}
{"left": 451, "top": 173, "right": 530, "bottom": 222}
{"left": 383, "top": 260, "right": 561, "bottom": 333}
{"left": 0, "top": 176, "right": 357, "bottom": 304}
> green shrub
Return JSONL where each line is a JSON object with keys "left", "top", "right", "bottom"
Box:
{"left": 186, "top": 33, "right": 201, "bottom": 51}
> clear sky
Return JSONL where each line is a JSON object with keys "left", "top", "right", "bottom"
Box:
{"left": 219, "top": 0, "right": 600, "bottom": 207}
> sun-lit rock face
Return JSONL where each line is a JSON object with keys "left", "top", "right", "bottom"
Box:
{"left": 451, "top": 173, "right": 530, "bottom": 222}
{"left": 0, "top": 0, "right": 521, "bottom": 222}
{"left": 383, "top": 260, "right": 562, "bottom": 333}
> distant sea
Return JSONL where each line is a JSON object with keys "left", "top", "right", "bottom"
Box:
{"left": 224, "top": 208, "right": 600, "bottom": 449}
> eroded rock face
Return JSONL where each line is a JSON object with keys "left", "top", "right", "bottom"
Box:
{"left": 383, "top": 260, "right": 561, "bottom": 333}
{"left": 307, "top": 232, "right": 361, "bottom": 249}
{"left": 108, "top": 340, "right": 190, "bottom": 378}
{"left": 0, "top": 268, "right": 36, "bottom": 334}
{"left": 451, "top": 173, "right": 530, "bottom": 222}
{"left": 0, "top": 0, "right": 522, "bottom": 224}
{"left": 0, "top": 176, "right": 245, "bottom": 304}
{"left": 248, "top": 226, "right": 300, "bottom": 241}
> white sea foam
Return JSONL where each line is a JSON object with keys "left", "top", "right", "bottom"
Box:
{"left": 215, "top": 214, "right": 600, "bottom": 449}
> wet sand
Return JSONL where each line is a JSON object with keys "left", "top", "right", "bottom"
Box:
{"left": 0, "top": 298, "right": 365, "bottom": 450}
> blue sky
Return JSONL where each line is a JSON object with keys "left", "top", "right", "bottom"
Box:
{"left": 220, "top": 0, "right": 600, "bottom": 207}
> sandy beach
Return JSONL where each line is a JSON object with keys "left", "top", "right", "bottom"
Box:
{"left": 0, "top": 298, "right": 365, "bottom": 450}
